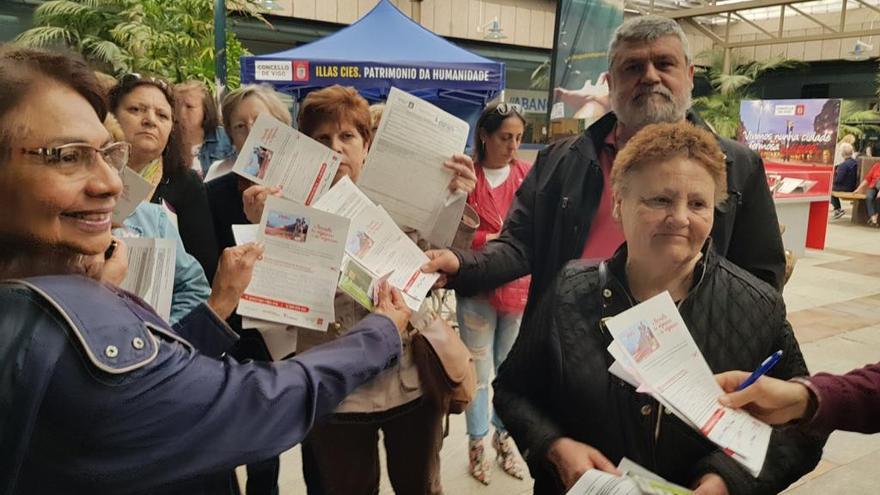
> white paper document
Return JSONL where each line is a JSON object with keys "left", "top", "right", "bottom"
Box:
{"left": 232, "top": 113, "right": 340, "bottom": 206}
{"left": 357, "top": 87, "right": 470, "bottom": 247}
{"left": 237, "top": 196, "right": 349, "bottom": 331}
{"left": 313, "top": 177, "right": 440, "bottom": 311}
{"left": 567, "top": 458, "right": 692, "bottom": 495}
{"left": 119, "top": 237, "right": 176, "bottom": 321}
{"left": 112, "top": 168, "right": 154, "bottom": 225}
{"left": 603, "top": 292, "right": 771, "bottom": 477}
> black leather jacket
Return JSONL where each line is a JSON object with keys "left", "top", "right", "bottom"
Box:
{"left": 451, "top": 111, "right": 786, "bottom": 326}
{"left": 493, "top": 243, "right": 825, "bottom": 495}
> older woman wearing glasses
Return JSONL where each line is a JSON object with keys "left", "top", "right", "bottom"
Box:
{"left": 458, "top": 102, "right": 530, "bottom": 485}
{"left": 109, "top": 73, "right": 219, "bottom": 278}
{"left": 0, "top": 46, "right": 413, "bottom": 494}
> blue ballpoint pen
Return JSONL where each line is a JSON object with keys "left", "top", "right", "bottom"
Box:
{"left": 736, "top": 350, "right": 783, "bottom": 391}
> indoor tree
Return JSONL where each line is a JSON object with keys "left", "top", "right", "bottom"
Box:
{"left": 693, "top": 49, "right": 802, "bottom": 138}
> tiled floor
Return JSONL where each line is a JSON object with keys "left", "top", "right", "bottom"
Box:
{"left": 241, "top": 217, "right": 880, "bottom": 494}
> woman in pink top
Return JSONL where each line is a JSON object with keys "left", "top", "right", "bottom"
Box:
{"left": 458, "top": 103, "right": 531, "bottom": 485}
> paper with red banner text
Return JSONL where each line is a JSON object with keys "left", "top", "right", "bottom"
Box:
{"left": 232, "top": 113, "right": 340, "bottom": 206}
{"left": 237, "top": 196, "right": 349, "bottom": 331}
{"left": 604, "top": 292, "right": 771, "bottom": 477}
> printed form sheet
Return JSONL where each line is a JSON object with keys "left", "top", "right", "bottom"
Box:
{"left": 313, "top": 176, "right": 439, "bottom": 311}
{"left": 357, "top": 87, "right": 469, "bottom": 247}
{"left": 237, "top": 196, "right": 349, "bottom": 331}
{"left": 232, "top": 113, "right": 340, "bottom": 205}
{"left": 119, "top": 237, "right": 176, "bottom": 321}
{"left": 604, "top": 292, "right": 771, "bottom": 476}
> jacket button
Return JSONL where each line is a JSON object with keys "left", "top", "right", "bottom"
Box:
{"left": 640, "top": 404, "right": 652, "bottom": 416}
{"left": 602, "top": 289, "right": 612, "bottom": 298}
{"left": 105, "top": 345, "right": 119, "bottom": 358}
{"left": 132, "top": 337, "right": 145, "bottom": 350}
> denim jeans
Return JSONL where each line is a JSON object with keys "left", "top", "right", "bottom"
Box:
{"left": 456, "top": 296, "right": 522, "bottom": 440}
{"left": 868, "top": 188, "right": 879, "bottom": 218}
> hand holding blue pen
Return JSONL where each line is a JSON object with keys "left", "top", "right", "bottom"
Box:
{"left": 735, "top": 350, "right": 783, "bottom": 392}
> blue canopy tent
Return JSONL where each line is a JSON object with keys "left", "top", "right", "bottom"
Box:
{"left": 240, "top": 0, "right": 504, "bottom": 132}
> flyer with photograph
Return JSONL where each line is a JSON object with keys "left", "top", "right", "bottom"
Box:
{"left": 237, "top": 196, "right": 349, "bottom": 331}
{"left": 232, "top": 113, "right": 341, "bottom": 206}
{"left": 358, "top": 87, "right": 470, "bottom": 247}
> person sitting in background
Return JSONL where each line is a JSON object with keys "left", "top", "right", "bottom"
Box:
{"left": 854, "top": 160, "right": 880, "bottom": 227}
{"left": 493, "top": 122, "right": 824, "bottom": 495}
{"left": 174, "top": 80, "right": 234, "bottom": 176}
{"left": 830, "top": 142, "right": 858, "bottom": 219}
{"left": 458, "top": 102, "right": 530, "bottom": 485}
{"left": 0, "top": 45, "right": 412, "bottom": 494}
{"left": 716, "top": 363, "right": 880, "bottom": 435}
{"left": 110, "top": 74, "right": 220, "bottom": 278}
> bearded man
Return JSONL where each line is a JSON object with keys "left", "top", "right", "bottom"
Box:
{"left": 424, "top": 15, "right": 785, "bottom": 322}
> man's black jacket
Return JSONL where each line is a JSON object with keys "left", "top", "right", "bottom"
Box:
{"left": 450, "top": 111, "right": 786, "bottom": 322}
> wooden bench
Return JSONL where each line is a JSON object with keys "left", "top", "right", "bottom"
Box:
{"left": 831, "top": 191, "right": 868, "bottom": 224}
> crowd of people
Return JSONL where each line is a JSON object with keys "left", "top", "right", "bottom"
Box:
{"left": 1, "top": 13, "right": 879, "bottom": 495}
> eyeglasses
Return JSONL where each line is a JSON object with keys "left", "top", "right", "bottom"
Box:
{"left": 22, "top": 142, "right": 131, "bottom": 179}
{"left": 494, "top": 103, "right": 524, "bottom": 117}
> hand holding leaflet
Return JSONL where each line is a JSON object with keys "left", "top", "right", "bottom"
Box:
{"left": 603, "top": 292, "right": 771, "bottom": 477}
{"left": 232, "top": 113, "right": 340, "bottom": 205}
{"left": 237, "top": 196, "right": 350, "bottom": 331}
{"left": 566, "top": 458, "right": 692, "bottom": 495}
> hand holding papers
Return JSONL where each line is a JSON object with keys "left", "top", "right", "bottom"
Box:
{"left": 237, "top": 196, "right": 349, "bottom": 331}
{"left": 232, "top": 113, "right": 340, "bottom": 206}
{"left": 604, "top": 292, "right": 771, "bottom": 477}
{"left": 358, "top": 87, "right": 470, "bottom": 247}
{"left": 313, "top": 177, "right": 439, "bottom": 311}
{"left": 567, "top": 458, "right": 691, "bottom": 495}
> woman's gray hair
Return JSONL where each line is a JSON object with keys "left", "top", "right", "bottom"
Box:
{"left": 608, "top": 16, "right": 691, "bottom": 68}
{"left": 221, "top": 84, "right": 291, "bottom": 130}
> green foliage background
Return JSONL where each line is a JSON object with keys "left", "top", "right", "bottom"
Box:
{"left": 16, "top": 0, "right": 269, "bottom": 90}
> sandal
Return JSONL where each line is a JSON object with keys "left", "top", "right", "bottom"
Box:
{"left": 468, "top": 437, "right": 491, "bottom": 485}
{"left": 492, "top": 430, "right": 526, "bottom": 480}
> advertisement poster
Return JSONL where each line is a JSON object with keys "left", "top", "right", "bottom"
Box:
{"left": 738, "top": 99, "right": 842, "bottom": 166}
{"left": 548, "top": 0, "right": 624, "bottom": 124}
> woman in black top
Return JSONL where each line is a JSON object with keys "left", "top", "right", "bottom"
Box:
{"left": 109, "top": 74, "right": 219, "bottom": 278}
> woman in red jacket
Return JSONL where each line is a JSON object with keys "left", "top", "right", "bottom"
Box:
{"left": 458, "top": 103, "right": 530, "bottom": 485}
{"left": 854, "top": 162, "right": 880, "bottom": 226}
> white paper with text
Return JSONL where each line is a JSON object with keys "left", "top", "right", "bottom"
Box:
{"left": 357, "top": 87, "right": 469, "bottom": 247}
{"left": 604, "top": 292, "right": 771, "bottom": 476}
{"left": 119, "top": 237, "right": 176, "bottom": 321}
{"left": 232, "top": 113, "right": 340, "bottom": 205}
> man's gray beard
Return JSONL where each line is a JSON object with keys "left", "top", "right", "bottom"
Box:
{"left": 612, "top": 90, "right": 691, "bottom": 130}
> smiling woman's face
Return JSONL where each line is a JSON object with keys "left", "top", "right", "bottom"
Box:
{"left": 613, "top": 155, "right": 715, "bottom": 267}
{"left": 0, "top": 82, "right": 123, "bottom": 256}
